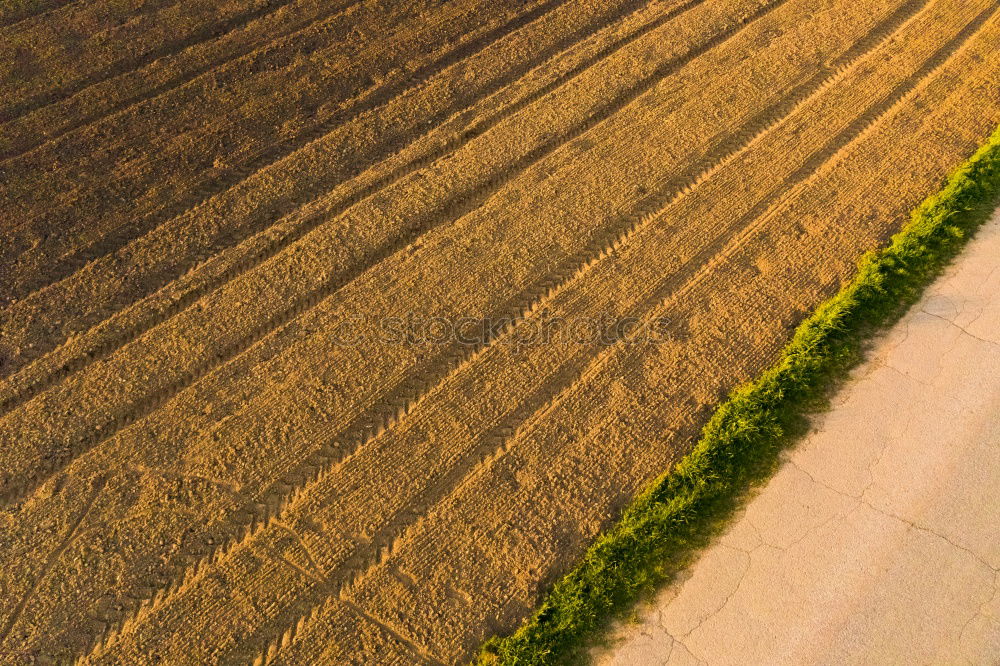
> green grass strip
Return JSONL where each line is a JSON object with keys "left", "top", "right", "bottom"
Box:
{"left": 477, "top": 124, "right": 1000, "bottom": 665}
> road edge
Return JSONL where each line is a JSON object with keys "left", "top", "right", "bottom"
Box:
{"left": 475, "top": 123, "right": 1000, "bottom": 665}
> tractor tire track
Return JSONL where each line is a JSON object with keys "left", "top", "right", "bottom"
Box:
{"left": 0, "top": 0, "right": 341, "bottom": 127}
{"left": 0, "top": 0, "right": 567, "bottom": 309}
{"left": 0, "top": 0, "right": 695, "bottom": 417}
{"left": 0, "top": 0, "right": 365, "bottom": 156}
{"left": 0, "top": 0, "right": 792, "bottom": 511}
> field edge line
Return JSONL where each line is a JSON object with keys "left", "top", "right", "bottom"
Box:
{"left": 475, "top": 123, "right": 1000, "bottom": 665}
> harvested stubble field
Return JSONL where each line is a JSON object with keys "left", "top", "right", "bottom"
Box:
{"left": 0, "top": 0, "right": 998, "bottom": 663}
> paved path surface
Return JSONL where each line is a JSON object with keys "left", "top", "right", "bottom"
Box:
{"left": 595, "top": 210, "right": 1000, "bottom": 666}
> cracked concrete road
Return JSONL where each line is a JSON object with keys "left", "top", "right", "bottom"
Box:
{"left": 594, "top": 209, "right": 1000, "bottom": 666}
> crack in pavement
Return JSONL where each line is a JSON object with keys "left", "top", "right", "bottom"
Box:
{"left": 784, "top": 459, "right": 998, "bottom": 575}
{"left": 674, "top": 546, "right": 751, "bottom": 642}
{"left": 919, "top": 307, "right": 1000, "bottom": 348}
{"left": 956, "top": 572, "right": 999, "bottom": 653}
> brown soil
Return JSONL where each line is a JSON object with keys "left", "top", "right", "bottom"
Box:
{"left": 1, "top": 0, "right": 998, "bottom": 663}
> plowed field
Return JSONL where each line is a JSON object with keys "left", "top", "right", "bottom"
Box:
{"left": 1, "top": 0, "right": 998, "bottom": 663}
